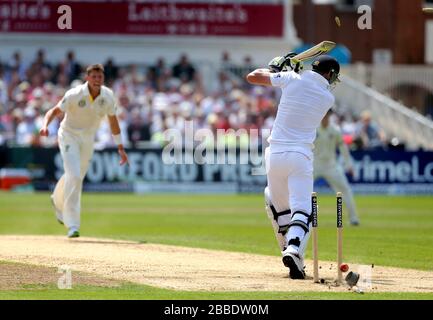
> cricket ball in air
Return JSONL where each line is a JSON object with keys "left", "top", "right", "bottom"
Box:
{"left": 340, "top": 263, "right": 349, "bottom": 272}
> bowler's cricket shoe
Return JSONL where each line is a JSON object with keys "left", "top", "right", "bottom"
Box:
{"left": 350, "top": 220, "right": 360, "bottom": 226}
{"left": 67, "top": 228, "right": 80, "bottom": 238}
{"left": 50, "top": 195, "right": 64, "bottom": 225}
{"left": 282, "top": 248, "right": 306, "bottom": 280}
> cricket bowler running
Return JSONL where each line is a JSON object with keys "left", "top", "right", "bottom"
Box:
{"left": 246, "top": 55, "right": 340, "bottom": 279}
{"left": 39, "top": 64, "right": 129, "bottom": 238}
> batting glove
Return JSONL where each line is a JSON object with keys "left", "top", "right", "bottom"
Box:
{"left": 268, "top": 56, "right": 288, "bottom": 73}
{"left": 283, "top": 52, "right": 304, "bottom": 73}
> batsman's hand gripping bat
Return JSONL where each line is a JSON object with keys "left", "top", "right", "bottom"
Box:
{"left": 268, "top": 56, "right": 291, "bottom": 73}
{"left": 268, "top": 52, "right": 303, "bottom": 73}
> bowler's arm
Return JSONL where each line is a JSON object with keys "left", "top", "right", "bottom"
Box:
{"left": 246, "top": 68, "right": 273, "bottom": 86}
{"left": 108, "top": 115, "right": 129, "bottom": 166}
{"left": 39, "top": 103, "right": 64, "bottom": 136}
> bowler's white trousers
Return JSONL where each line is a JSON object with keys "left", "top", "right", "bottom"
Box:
{"left": 52, "top": 128, "right": 95, "bottom": 230}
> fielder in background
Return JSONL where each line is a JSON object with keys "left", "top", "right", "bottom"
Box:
{"left": 246, "top": 55, "right": 340, "bottom": 279}
{"left": 39, "top": 64, "right": 129, "bottom": 238}
{"left": 314, "top": 110, "right": 360, "bottom": 226}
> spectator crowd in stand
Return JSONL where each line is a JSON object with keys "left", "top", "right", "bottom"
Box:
{"left": 0, "top": 49, "right": 388, "bottom": 151}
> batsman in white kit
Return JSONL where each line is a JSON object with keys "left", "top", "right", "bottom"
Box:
{"left": 314, "top": 110, "right": 360, "bottom": 226}
{"left": 39, "top": 64, "right": 129, "bottom": 238}
{"left": 246, "top": 55, "right": 340, "bottom": 279}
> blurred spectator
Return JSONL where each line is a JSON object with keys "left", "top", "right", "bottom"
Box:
{"left": 1, "top": 108, "right": 15, "bottom": 146}
{"left": 425, "top": 94, "right": 433, "bottom": 120}
{"left": 0, "top": 124, "right": 5, "bottom": 146}
{"left": 355, "top": 110, "right": 386, "bottom": 149}
{"left": 220, "top": 51, "right": 235, "bottom": 70}
{"left": 335, "top": 112, "right": 358, "bottom": 147}
{"left": 64, "top": 50, "right": 82, "bottom": 83}
{"left": 0, "top": 64, "right": 7, "bottom": 105}
{"left": 127, "top": 109, "right": 151, "bottom": 148}
{"left": 104, "top": 58, "right": 118, "bottom": 85}
{"left": 52, "top": 51, "right": 80, "bottom": 87}
{"left": 172, "top": 54, "right": 196, "bottom": 83}
{"left": 6, "top": 51, "right": 27, "bottom": 83}
{"left": 217, "top": 70, "right": 236, "bottom": 93}
{"left": 15, "top": 107, "right": 39, "bottom": 146}
{"left": 0, "top": 77, "right": 7, "bottom": 144}
{"left": 27, "top": 49, "right": 52, "bottom": 84}
{"left": 148, "top": 57, "right": 170, "bottom": 91}
{"left": 242, "top": 55, "right": 255, "bottom": 75}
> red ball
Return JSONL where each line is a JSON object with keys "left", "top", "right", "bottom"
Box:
{"left": 340, "top": 263, "right": 349, "bottom": 272}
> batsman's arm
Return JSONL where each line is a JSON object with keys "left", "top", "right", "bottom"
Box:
{"left": 39, "top": 104, "right": 64, "bottom": 136}
{"left": 108, "top": 115, "right": 129, "bottom": 166}
{"left": 246, "top": 68, "right": 273, "bottom": 86}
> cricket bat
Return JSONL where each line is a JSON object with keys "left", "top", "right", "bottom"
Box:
{"left": 291, "top": 41, "right": 336, "bottom": 64}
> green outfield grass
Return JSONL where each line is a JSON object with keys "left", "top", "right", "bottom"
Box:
{"left": 2, "top": 281, "right": 433, "bottom": 300}
{"left": 0, "top": 192, "right": 432, "bottom": 300}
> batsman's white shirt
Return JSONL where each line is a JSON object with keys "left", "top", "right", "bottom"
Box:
{"left": 53, "top": 83, "right": 117, "bottom": 230}
{"left": 269, "top": 70, "right": 335, "bottom": 158}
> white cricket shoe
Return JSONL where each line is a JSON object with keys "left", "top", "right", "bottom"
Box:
{"left": 50, "top": 195, "right": 64, "bottom": 225}
{"left": 67, "top": 228, "right": 80, "bottom": 238}
{"left": 282, "top": 247, "right": 306, "bottom": 280}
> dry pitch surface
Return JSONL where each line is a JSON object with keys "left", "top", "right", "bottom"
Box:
{"left": 1, "top": 235, "right": 432, "bottom": 293}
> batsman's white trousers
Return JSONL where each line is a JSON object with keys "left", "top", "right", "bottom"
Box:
{"left": 53, "top": 128, "right": 94, "bottom": 230}
{"left": 265, "top": 147, "right": 313, "bottom": 217}
{"left": 314, "top": 164, "right": 359, "bottom": 223}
